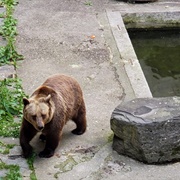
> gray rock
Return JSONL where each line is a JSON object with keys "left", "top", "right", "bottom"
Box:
{"left": 0, "top": 65, "right": 16, "bottom": 80}
{"left": 0, "top": 36, "right": 6, "bottom": 46}
{"left": 0, "top": 7, "right": 5, "bottom": 26}
{"left": 111, "top": 97, "right": 180, "bottom": 164}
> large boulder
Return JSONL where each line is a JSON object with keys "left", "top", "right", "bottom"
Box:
{"left": 111, "top": 97, "right": 180, "bottom": 164}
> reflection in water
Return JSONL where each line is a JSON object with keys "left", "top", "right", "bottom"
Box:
{"left": 128, "top": 29, "right": 180, "bottom": 97}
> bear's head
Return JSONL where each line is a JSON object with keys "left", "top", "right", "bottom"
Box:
{"left": 23, "top": 94, "right": 55, "bottom": 131}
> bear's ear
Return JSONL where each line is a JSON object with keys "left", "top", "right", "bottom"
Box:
{"left": 44, "top": 94, "right": 51, "bottom": 103}
{"left": 23, "top": 98, "right": 30, "bottom": 106}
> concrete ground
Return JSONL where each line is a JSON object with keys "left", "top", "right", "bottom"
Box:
{"left": 1, "top": 0, "right": 180, "bottom": 179}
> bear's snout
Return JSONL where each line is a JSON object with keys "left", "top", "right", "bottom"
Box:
{"left": 36, "top": 119, "right": 44, "bottom": 131}
{"left": 37, "top": 124, "right": 44, "bottom": 131}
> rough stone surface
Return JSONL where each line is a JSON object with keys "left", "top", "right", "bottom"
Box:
{"left": 127, "top": 0, "right": 157, "bottom": 3}
{"left": 0, "top": 7, "right": 5, "bottom": 15}
{"left": 0, "top": 65, "right": 16, "bottom": 80}
{"left": 111, "top": 97, "right": 180, "bottom": 164}
{"left": 0, "top": 7, "right": 6, "bottom": 47}
{"left": 0, "top": 18, "right": 3, "bottom": 26}
{"left": 0, "top": 36, "right": 6, "bottom": 47}
{"left": 110, "top": 1, "right": 180, "bottom": 29}
{"left": 0, "top": 7, "right": 5, "bottom": 26}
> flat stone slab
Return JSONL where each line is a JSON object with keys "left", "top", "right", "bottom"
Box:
{"left": 0, "top": 7, "right": 5, "bottom": 14}
{"left": 0, "top": 65, "right": 16, "bottom": 80}
{"left": 111, "top": 97, "right": 180, "bottom": 164}
{"left": 0, "top": 7, "right": 5, "bottom": 26}
{"left": 0, "top": 36, "right": 6, "bottom": 46}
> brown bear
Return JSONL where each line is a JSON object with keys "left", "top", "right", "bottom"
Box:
{"left": 20, "top": 74, "right": 87, "bottom": 158}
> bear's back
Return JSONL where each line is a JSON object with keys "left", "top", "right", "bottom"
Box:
{"left": 43, "top": 74, "right": 83, "bottom": 116}
{"left": 43, "top": 74, "right": 82, "bottom": 98}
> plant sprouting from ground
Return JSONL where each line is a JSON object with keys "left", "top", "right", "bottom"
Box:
{"left": 0, "top": 78, "right": 26, "bottom": 137}
{"left": 0, "top": 141, "right": 15, "bottom": 154}
{"left": 0, "top": 160, "right": 22, "bottom": 180}
{"left": 84, "top": 1, "right": 92, "bottom": 6}
{"left": 0, "top": 0, "right": 23, "bottom": 65}
{"left": 27, "top": 153, "right": 38, "bottom": 180}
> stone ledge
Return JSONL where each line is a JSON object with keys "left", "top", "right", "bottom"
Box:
{"left": 111, "top": 97, "right": 180, "bottom": 164}
{"left": 106, "top": 11, "right": 152, "bottom": 98}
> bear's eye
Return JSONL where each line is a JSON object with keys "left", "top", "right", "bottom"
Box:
{"left": 32, "top": 115, "right": 36, "bottom": 120}
{"left": 42, "top": 114, "right": 46, "bottom": 119}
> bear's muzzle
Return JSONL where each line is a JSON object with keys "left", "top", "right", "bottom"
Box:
{"left": 36, "top": 119, "right": 44, "bottom": 131}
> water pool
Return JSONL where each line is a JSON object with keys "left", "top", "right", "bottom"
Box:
{"left": 128, "top": 29, "right": 180, "bottom": 97}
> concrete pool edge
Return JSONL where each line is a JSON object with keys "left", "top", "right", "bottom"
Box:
{"left": 106, "top": 10, "right": 153, "bottom": 99}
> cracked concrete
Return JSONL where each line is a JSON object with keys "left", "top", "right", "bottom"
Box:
{"left": 0, "top": 0, "right": 180, "bottom": 179}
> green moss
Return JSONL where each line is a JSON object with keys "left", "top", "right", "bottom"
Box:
{"left": 123, "top": 14, "right": 180, "bottom": 29}
{"left": 54, "top": 155, "right": 78, "bottom": 173}
{"left": 107, "top": 133, "right": 114, "bottom": 143}
{"left": 123, "top": 15, "right": 140, "bottom": 25}
{"left": 172, "top": 146, "right": 180, "bottom": 156}
{"left": 54, "top": 155, "right": 78, "bottom": 178}
{"left": 54, "top": 146, "right": 100, "bottom": 178}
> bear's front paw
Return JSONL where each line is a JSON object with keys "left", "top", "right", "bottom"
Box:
{"left": 23, "top": 148, "right": 33, "bottom": 159}
{"left": 39, "top": 148, "right": 54, "bottom": 158}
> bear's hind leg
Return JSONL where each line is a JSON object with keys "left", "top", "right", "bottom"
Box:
{"left": 72, "top": 100, "right": 87, "bottom": 135}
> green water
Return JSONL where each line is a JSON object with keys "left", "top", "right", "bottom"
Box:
{"left": 128, "top": 30, "right": 180, "bottom": 97}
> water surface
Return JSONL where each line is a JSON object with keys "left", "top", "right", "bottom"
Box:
{"left": 128, "top": 30, "right": 180, "bottom": 97}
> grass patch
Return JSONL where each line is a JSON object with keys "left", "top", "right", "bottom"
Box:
{"left": 0, "top": 141, "right": 15, "bottom": 154}
{"left": 0, "top": 78, "right": 26, "bottom": 137}
{"left": 27, "top": 153, "right": 38, "bottom": 180}
{"left": 0, "top": 1, "right": 37, "bottom": 179}
{"left": 0, "top": 0, "right": 25, "bottom": 137}
{"left": 0, "top": 0, "right": 23, "bottom": 66}
{"left": 0, "top": 160, "right": 22, "bottom": 180}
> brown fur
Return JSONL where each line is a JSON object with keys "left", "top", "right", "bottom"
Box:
{"left": 20, "top": 74, "right": 87, "bottom": 158}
